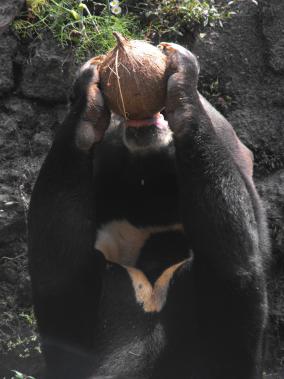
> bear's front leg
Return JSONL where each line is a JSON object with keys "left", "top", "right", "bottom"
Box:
{"left": 28, "top": 58, "right": 109, "bottom": 379}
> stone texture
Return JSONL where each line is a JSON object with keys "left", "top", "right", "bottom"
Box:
{"left": 0, "top": 33, "right": 18, "bottom": 94}
{"left": 257, "top": 170, "right": 284, "bottom": 260}
{"left": 0, "top": 0, "right": 24, "bottom": 34}
{"left": 193, "top": 0, "right": 284, "bottom": 178}
{"left": 32, "top": 131, "right": 52, "bottom": 154}
{"left": 20, "top": 36, "right": 76, "bottom": 103}
{"left": 228, "top": 108, "right": 284, "bottom": 176}
{"left": 2, "top": 96, "right": 63, "bottom": 134}
{"left": 3, "top": 96, "right": 37, "bottom": 129}
{"left": 194, "top": 0, "right": 265, "bottom": 99}
{"left": 261, "top": 0, "right": 284, "bottom": 73}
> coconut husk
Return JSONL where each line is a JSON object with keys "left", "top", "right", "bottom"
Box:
{"left": 99, "top": 33, "right": 167, "bottom": 120}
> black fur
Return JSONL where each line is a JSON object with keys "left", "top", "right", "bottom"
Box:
{"left": 28, "top": 45, "right": 270, "bottom": 379}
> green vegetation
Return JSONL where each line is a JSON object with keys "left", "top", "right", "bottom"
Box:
{"left": 133, "top": 0, "right": 236, "bottom": 40}
{"left": 13, "top": 0, "right": 237, "bottom": 60}
{"left": 11, "top": 370, "right": 35, "bottom": 379}
{"left": 3, "top": 309, "right": 40, "bottom": 359}
{"left": 13, "top": 0, "right": 144, "bottom": 60}
{"left": 1, "top": 305, "right": 40, "bottom": 378}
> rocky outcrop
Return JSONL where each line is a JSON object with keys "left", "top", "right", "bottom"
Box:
{"left": 194, "top": 0, "right": 284, "bottom": 178}
{"left": 20, "top": 37, "right": 76, "bottom": 103}
{"left": 193, "top": 0, "right": 284, "bottom": 263}
{"left": 0, "top": 33, "right": 18, "bottom": 94}
{"left": 261, "top": 0, "right": 284, "bottom": 73}
{"left": 257, "top": 170, "right": 284, "bottom": 261}
{"left": 0, "top": 0, "right": 24, "bottom": 34}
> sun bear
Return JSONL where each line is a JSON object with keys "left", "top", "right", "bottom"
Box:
{"left": 28, "top": 43, "right": 270, "bottom": 379}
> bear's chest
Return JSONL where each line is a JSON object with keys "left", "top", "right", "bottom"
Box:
{"left": 95, "top": 220, "right": 184, "bottom": 267}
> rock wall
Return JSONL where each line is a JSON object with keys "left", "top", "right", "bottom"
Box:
{"left": 0, "top": 0, "right": 283, "bottom": 376}
{"left": 193, "top": 0, "right": 284, "bottom": 263}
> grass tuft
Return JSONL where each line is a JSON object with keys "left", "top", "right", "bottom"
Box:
{"left": 13, "top": 0, "right": 238, "bottom": 60}
{"left": 13, "top": 0, "right": 144, "bottom": 61}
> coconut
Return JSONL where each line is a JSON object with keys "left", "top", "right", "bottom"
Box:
{"left": 99, "top": 33, "right": 167, "bottom": 120}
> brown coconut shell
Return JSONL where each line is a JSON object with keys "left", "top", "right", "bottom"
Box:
{"left": 99, "top": 33, "right": 167, "bottom": 120}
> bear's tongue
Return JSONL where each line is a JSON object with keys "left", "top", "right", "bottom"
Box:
{"left": 125, "top": 113, "right": 168, "bottom": 129}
